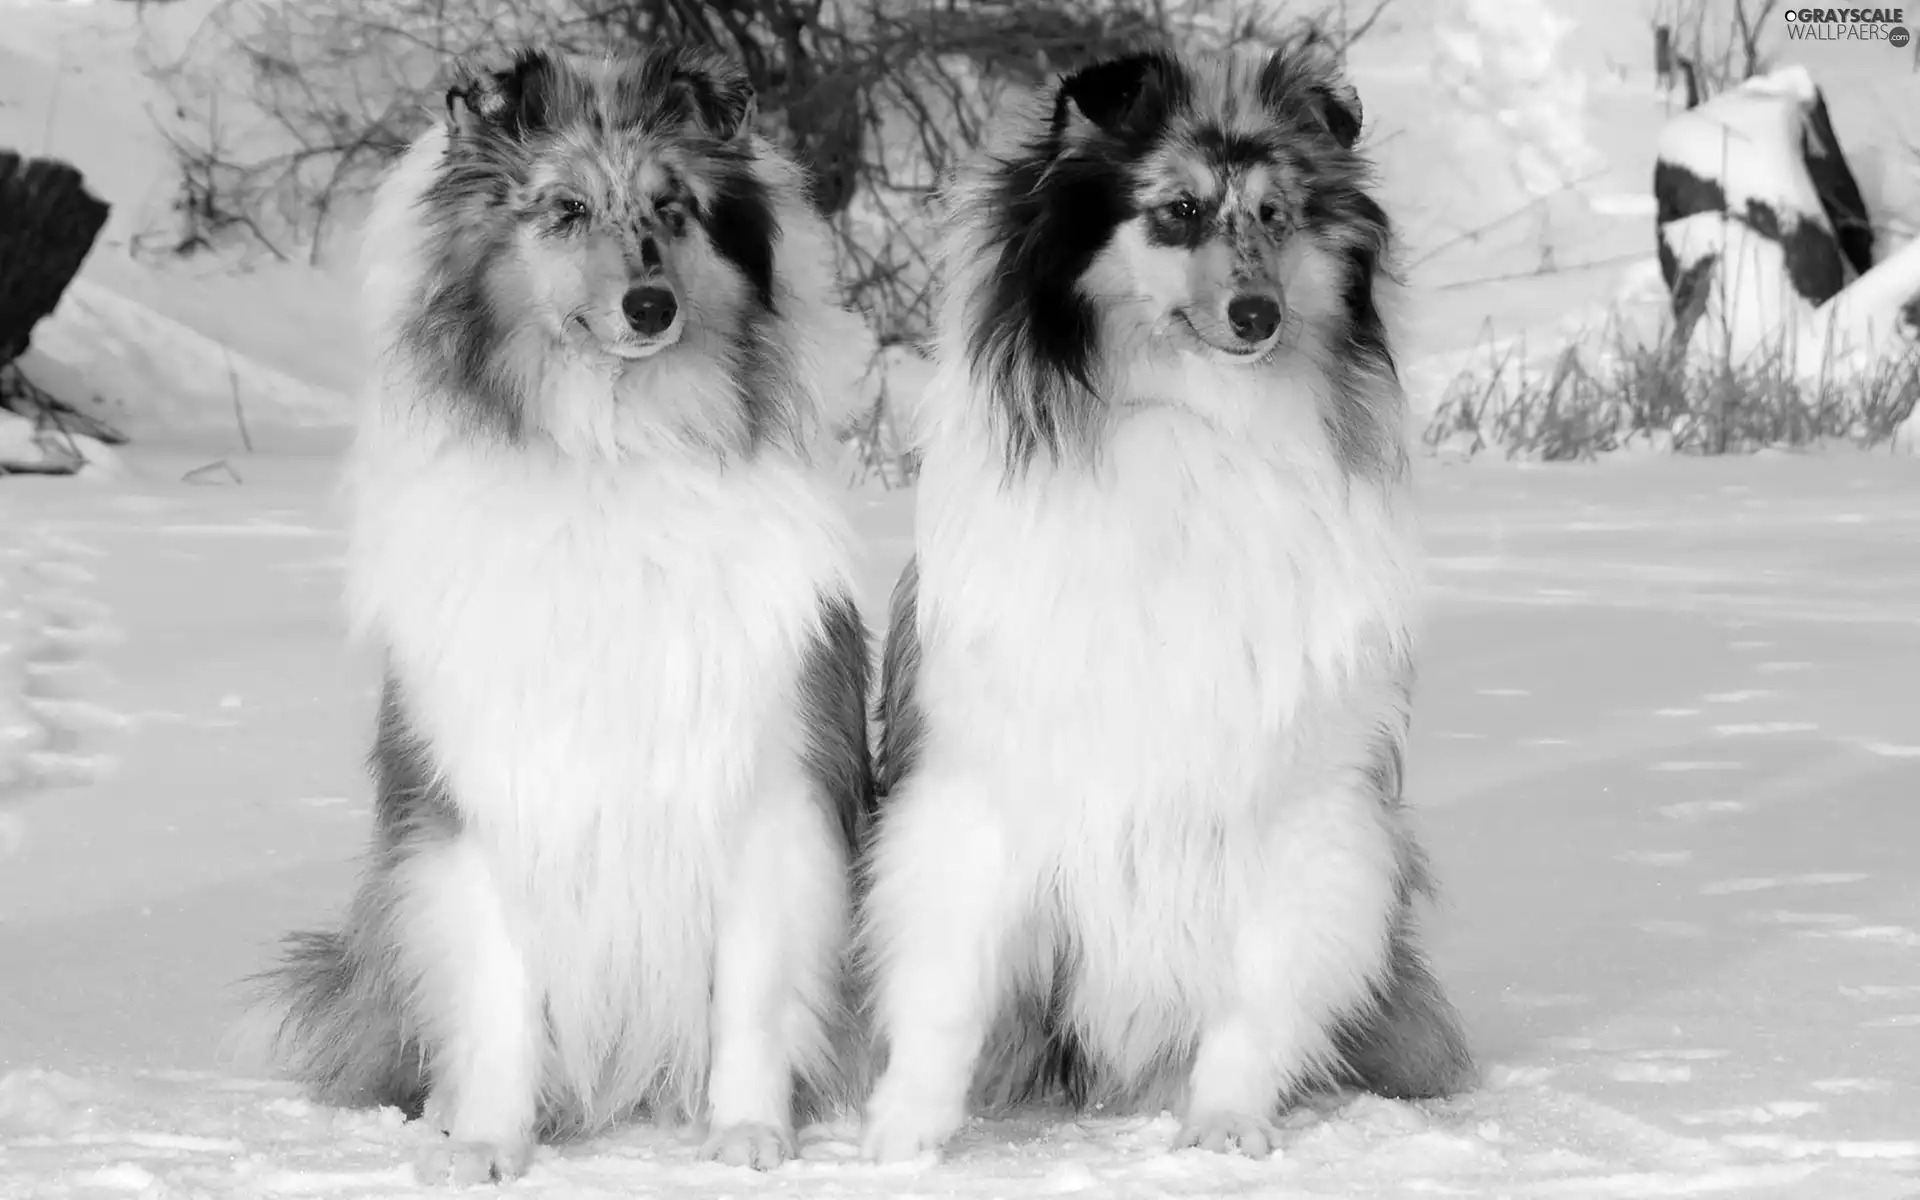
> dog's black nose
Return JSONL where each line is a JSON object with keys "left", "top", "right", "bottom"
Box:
{"left": 1226, "top": 294, "right": 1281, "bottom": 342}
{"left": 621, "top": 286, "right": 678, "bottom": 337}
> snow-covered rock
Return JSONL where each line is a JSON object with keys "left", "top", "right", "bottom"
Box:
{"left": 1653, "top": 65, "right": 1876, "bottom": 366}
{"left": 1797, "top": 233, "right": 1920, "bottom": 378}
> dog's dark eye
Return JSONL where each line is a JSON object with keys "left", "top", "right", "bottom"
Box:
{"left": 657, "top": 202, "right": 690, "bottom": 235}
{"left": 1258, "top": 202, "right": 1282, "bottom": 225}
{"left": 1167, "top": 196, "right": 1202, "bottom": 222}
{"left": 556, "top": 198, "right": 589, "bottom": 222}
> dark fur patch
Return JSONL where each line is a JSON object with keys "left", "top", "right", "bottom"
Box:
{"left": 600, "top": 44, "right": 758, "bottom": 141}
{"left": 1142, "top": 199, "right": 1213, "bottom": 251}
{"left": 968, "top": 948, "right": 1089, "bottom": 1115}
{"left": 255, "top": 673, "right": 459, "bottom": 1119}
{"left": 1192, "top": 126, "right": 1287, "bottom": 169}
{"left": 1056, "top": 50, "right": 1187, "bottom": 148}
{"left": 446, "top": 47, "right": 560, "bottom": 141}
{"left": 966, "top": 51, "right": 1189, "bottom": 473}
{"left": 1257, "top": 35, "right": 1363, "bottom": 149}
{"left": 368, "top": 674, "right": 464, "bottom": 855}
{"left": 1310, "top": 188, "right": 1401, "bottom": 479}
{"left": 799, "top": 593, "right": 877, "bottom": 854}
{"left": 1332, "top": 916, "right": 1478, "bottom": 1100}
{"left": 1330, "top": 718, "right": 1475, "bottom": 1100}
{"left": 872, "top": 558, "right": 926, "bottom": 800}
{"left": 790, "top": 593, "right": 880, "bottom": 1121}
{"left": 703, "top": 164, "right": 780, "bottom": 313}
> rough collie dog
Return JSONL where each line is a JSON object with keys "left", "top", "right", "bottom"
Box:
{"left": 257, "top": 44, "right": 874, "bottom": 1183}
{"left": 857, "top": 37, "right": 1475, "bottom": 1162}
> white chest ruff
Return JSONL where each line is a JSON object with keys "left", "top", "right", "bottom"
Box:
{"left": 915, "top": 363, "right": 1418, "bottom": 814}
{"left": 346, "top": 439, "right": 855, "bottom": 900}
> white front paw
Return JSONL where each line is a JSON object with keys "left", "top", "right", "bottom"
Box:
{"left": 859, "top": 1082, "right": 963, "bottom": 1163}
{"left": 413, "top": 1136, "right": 535, "bottom": 1185}
{"left": 702, "top": 1120, "right": 794, "bottom": 1170}
{"left": 1175, "top": 1110, "right": 1281, "bottom": 1159}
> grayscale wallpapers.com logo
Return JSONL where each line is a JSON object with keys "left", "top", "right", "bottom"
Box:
{"left": 1781, "top": 7, "right": 1912, "bottom": 44}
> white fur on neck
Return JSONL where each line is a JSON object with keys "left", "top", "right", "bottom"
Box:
{"left": 916, "top": 350, "right": 1416, "bottom": 797}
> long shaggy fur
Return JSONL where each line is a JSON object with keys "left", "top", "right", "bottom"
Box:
{"left": 857, "top": 34, "right": 1474, "bottom": 1162}
{"left": 251, "top": 42, "right": 875, "bottom": 1182}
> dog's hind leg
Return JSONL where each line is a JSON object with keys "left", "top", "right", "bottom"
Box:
{"left": 1332, "top": 726, "right": 1475, "bottom": 1102}
{"left": 400, "top": 835, "right": 543, "bottom": 1186}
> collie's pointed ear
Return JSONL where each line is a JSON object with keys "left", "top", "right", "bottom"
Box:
{"left": 672, "top": 52, "right": 758, "bottom": 143}
{"left": 445, "top": 47, "right": 558, "bottom": 140}
{"left": 1055, "top": 50, "right": 1181, "bottom": 143}
{"left": 1259, "top": 32, "right": 1363, "bottom": 149}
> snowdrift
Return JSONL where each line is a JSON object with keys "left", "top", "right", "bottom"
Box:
{"left": 21, "top": 278, "right": 353, "bottom": 451}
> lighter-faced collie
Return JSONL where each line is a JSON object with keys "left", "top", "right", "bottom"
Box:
{"left": 857, "top": 36, "right": 1476, "bottom": 1161}
{"left": 255, "top": 44, "right": 874, "bottom": 1183}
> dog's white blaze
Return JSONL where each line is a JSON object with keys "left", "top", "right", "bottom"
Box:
{"left": 346, "top": 425, "right": 857, "bottom": 1135}
{"left": 865, "top": 346, "right": 1420, "bottom": 1155}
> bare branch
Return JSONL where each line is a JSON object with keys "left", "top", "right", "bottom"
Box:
{"left": 138, "top": 0, "right": 1397, "bottom": 482}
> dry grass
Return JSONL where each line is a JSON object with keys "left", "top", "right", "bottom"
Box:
{"left": 1423, "top": 310, "right": 1920, "bottom": 462}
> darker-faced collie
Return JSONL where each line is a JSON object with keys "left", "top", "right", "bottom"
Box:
{"left": 856, "top": 35, "right": 1475, "bottom": 1161}
{"left": 255, "top": 44, "right": 874, "bottom": 1183}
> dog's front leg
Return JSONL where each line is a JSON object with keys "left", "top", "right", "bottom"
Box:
{"left": 703, "top": 762, "right": 852, "bottom": 1170}
{"left": 401, "top": 834, "right": 542, "bottom": 1185}
{"left": 859, "top": 774, "right": 1018, "bottom": 1162}
{"left": 1177, "top": 783, "right": 1403, "bottom": 1158}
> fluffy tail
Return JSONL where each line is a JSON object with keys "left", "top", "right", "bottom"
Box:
{"left": 1333, "top": 918, "right": 1477, "bottom": 1100}
{"left": 253, "top": 923, "right": 429, "bottom": 1118}
{"left": 1340, "top": 733, "right": 1478, "bottom": 1101}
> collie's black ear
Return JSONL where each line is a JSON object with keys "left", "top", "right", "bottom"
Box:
{"left": 1056, "top": 50, "right": 1181, "bottom": 142}
{"left": 446, "top": 47, "right": 558, "bottom": 140}
{"left": 1259, "top": 34, "right": 1363, "bottom": 149}
{"left": 671, "top": 51, "right": 758, "bottom": 143}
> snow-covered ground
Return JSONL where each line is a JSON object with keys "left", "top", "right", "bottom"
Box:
{"left": 4, "top": 0, "right": 1920, "bottom": 1195}
{"left": 4, "top": 450, "right": 1920, "bottom": 1198}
